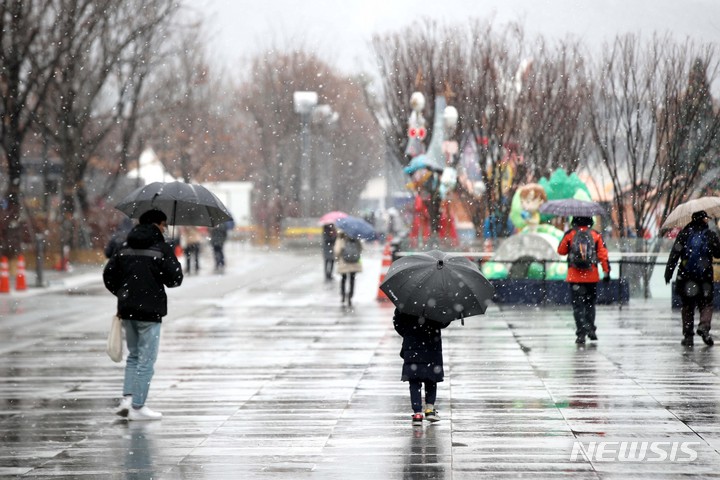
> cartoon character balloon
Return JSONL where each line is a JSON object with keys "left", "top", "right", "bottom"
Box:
{"left": 405, "top": 92, "right": 427, "bottom": 158}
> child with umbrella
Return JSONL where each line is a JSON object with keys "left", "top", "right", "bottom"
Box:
{"left": 393, "top": 309, "right": 447, "bottom": 425}
{"left": 380, "top": 250, "right": 494, "bottom": 426}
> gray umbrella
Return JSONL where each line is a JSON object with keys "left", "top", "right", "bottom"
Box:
{"left": 661, "top": 196, "right": 720, "bottom": 230}
{"left": 379, "top": 250, "right": 495, "bottom": 324}
{"left": 115, "top": 181, "right": 232, "bottom": 227}
{"left": 539, "top": 198, "right": 605, "bottom": 217}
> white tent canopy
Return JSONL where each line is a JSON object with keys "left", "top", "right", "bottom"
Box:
{"left": 126, "top": 148, "right": 180, "bottom": 184}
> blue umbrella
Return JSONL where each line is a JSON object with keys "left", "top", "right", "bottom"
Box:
{"left": 335, "top": 216, "right": 377, "bottom": 240}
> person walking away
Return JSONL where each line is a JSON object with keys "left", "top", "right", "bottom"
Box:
{"left": 322, "top": 223, "right": 337, "bottom": 280}
{"left": 182, "top": 226, "right": 204, "bottom": 274}
{"left": 665, "top": 210, "right": 720, "bottom": 346}
{"left": 393, "top": 309, "right": 448, "bottom": 425}
{"left": 104, "top": 217, "right": 134, "bottom": 259}
{"left": 210, "top": 221, "right": 230, "bottom": 273}
{"left": 557, "top": 216, "right": 611, "bottom": 345}
{"left": 333, "top": 229, "right": 362, "bottom": 307}
{"left": 103, "top": 209, "right": 183, "bottom": 421}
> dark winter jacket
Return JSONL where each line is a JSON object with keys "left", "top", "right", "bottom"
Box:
{"left": 665, "top": 219, "right": 720, "bottom": 291}
{"left": 393, "top": 309, "right": 447, "bottom": 382}
{"left": 210, "top": 224, "right": 228, "bottom": 247}
{"left": 322, "top": 225, "right": 336, "bottom": 261}
{"left": 103, "top": 224, "right": 183, "bottom": 322}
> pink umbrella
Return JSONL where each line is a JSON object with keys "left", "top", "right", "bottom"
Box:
{"left": 318, "top": 211, "right": 348, "bottom": 225}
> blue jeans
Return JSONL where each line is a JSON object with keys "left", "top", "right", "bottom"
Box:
{"left": 123, "top": 320, "right": 161, "bottom": 408}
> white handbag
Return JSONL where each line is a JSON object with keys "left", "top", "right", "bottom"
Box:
{"left": 106, "top": 315, "right": 123, "bottom": 362}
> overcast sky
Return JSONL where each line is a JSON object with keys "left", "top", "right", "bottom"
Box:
{"left": 197, "top": 0, "right": 720, "bottom": 75}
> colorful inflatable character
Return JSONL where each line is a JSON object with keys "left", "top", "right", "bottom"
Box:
{"left": 403, "top": 93, "right": 459, "bottom": 247}
{"left": 509, "top": 183, "right": 548, "bottom": 231}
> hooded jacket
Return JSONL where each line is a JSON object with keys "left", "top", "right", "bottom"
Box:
{"left": 393, "top": 309, "right": 447, "bottom": 383}
{"left": 103, "top": 224, "right": 183, "bottom": 321}
{"left": 665, "top": 218, "right": 720, "bottom": 286}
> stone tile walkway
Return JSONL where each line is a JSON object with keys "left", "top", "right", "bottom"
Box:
{"left": 1, "top": 246, "right": 719, "bottom": 478}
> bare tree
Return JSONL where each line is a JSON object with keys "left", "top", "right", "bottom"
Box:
{"left": 589, "top": 34, "right": 720, "bottom": 239}
{"left": 0, "top": 0, "right": 68, "bottom": 256}
{"left": 139, "top": 21, "right": 226, "bottom": 183}
{"left": 371, "top": 19, "right": 466, "bottom": 165}
{"left": 372, "top": 19, "right": 541, "bottom": 236}
{"left": 517, "top": 39, "right": 592, "bottom": 180}
{"left": 36, "top": 0, "right": 177, "bottom": 249}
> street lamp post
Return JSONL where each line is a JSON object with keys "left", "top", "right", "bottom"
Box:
{"left": 293, "top": 91, "right": 318, "bottom": 218}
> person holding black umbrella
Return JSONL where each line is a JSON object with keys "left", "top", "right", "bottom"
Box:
{"left": 103, "top": 209, "right": 184, "bottom": 420}
{"left": 380, "top": 250, "right": 494, "bottom": 425}
{"left": 393, "top": 309, "right": 448, "bottom": 426}
{"left": 557, "top": 216, "right": 611, "bottom": 345}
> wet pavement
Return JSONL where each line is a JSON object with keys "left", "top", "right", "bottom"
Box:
{"left": 2, "top": 243, "right": 720, "bottom": 478}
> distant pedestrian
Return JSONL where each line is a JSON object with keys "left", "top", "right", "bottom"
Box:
{"left": 210, "top": 221, "right": 231, "bottom": 274}
{"left": 665, "top": 210, "right": 720, "bottom": 346}
{"left": 322, "top": 223, "right": 337, "bottom": 280}
{"left": 103, "top": 209, "right": 183, "bottom": 421}
{"left": 182, "top": 226, "right": 204, "bottom": 274}
{"left": 104, "top": 217, "right": 134, "bottom": 259}
{"left": 557, "top": 216, "right": 611, "bottom": 345}
{"left": 333, "top": 229, "right": 362, "bottom": 307}
{"left": 393, "top": 309, "right": 448, "bottom": 426}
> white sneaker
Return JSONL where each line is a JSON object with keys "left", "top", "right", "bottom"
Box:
{"left": 115, "top": 395, "right": 132, "bottom": 417}
{"left": 128, "top": 406, "right": 162, "bottom": 421}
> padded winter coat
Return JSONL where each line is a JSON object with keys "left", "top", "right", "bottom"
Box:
{"left": 103, "top": 224, "right": 183, "bottom": 322}
{"left": 393, "top": 309, "right": 447, "bottom": 383}
{"left": 557, "top": 227, "right": 610, "bottom": 283}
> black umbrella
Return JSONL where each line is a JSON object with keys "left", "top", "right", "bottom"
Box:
{"left": 115, "top": 181, "right": 232, "bottom": 227}
{"left": 539, "top": 198, "right": 605, "bottom": 217}
{"left": 380, "top": 250, "right": 495, "bottom": 324}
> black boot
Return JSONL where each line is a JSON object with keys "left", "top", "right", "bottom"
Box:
{"left": 697, "top": 329, "right": 714, "bottom": 346}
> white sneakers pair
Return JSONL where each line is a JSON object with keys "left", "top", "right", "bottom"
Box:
{"left": 115, "top": 396, "right": 162, "bottom": 421}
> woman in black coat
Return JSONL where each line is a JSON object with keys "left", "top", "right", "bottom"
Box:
{"left": 393, "top": 308, "right": 448, "bottom": 425}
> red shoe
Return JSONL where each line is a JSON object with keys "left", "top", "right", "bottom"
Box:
{"left": 411, "top": 413, "right": 423, "bottom": 426}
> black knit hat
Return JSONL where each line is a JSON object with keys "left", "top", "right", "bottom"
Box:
{"left": 571, "top": 216, "right": 594, "bottom": 227}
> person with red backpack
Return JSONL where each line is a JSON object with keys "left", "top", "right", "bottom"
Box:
{"left": 665, "top": 210, "right": 720, "bottom": 347}
{"left": 558, "top": 216, "right": 611, "bottom": 344}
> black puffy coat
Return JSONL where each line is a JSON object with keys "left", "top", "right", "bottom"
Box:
{"left": 103, "top": 224, "right": 183, "bottom": 321}
{"left": 393, "top": 309, "right": 447, "bottom": 382}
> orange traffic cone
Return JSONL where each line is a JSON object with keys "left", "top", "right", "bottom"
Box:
{"left": 15, "top": 254, "right": 26, "bottom": 291}
{"left": 0, "top": 256, "right": 9, "bottom": 294}
{"left": 377, "top": 236, "right": 393, "bottom": 302}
